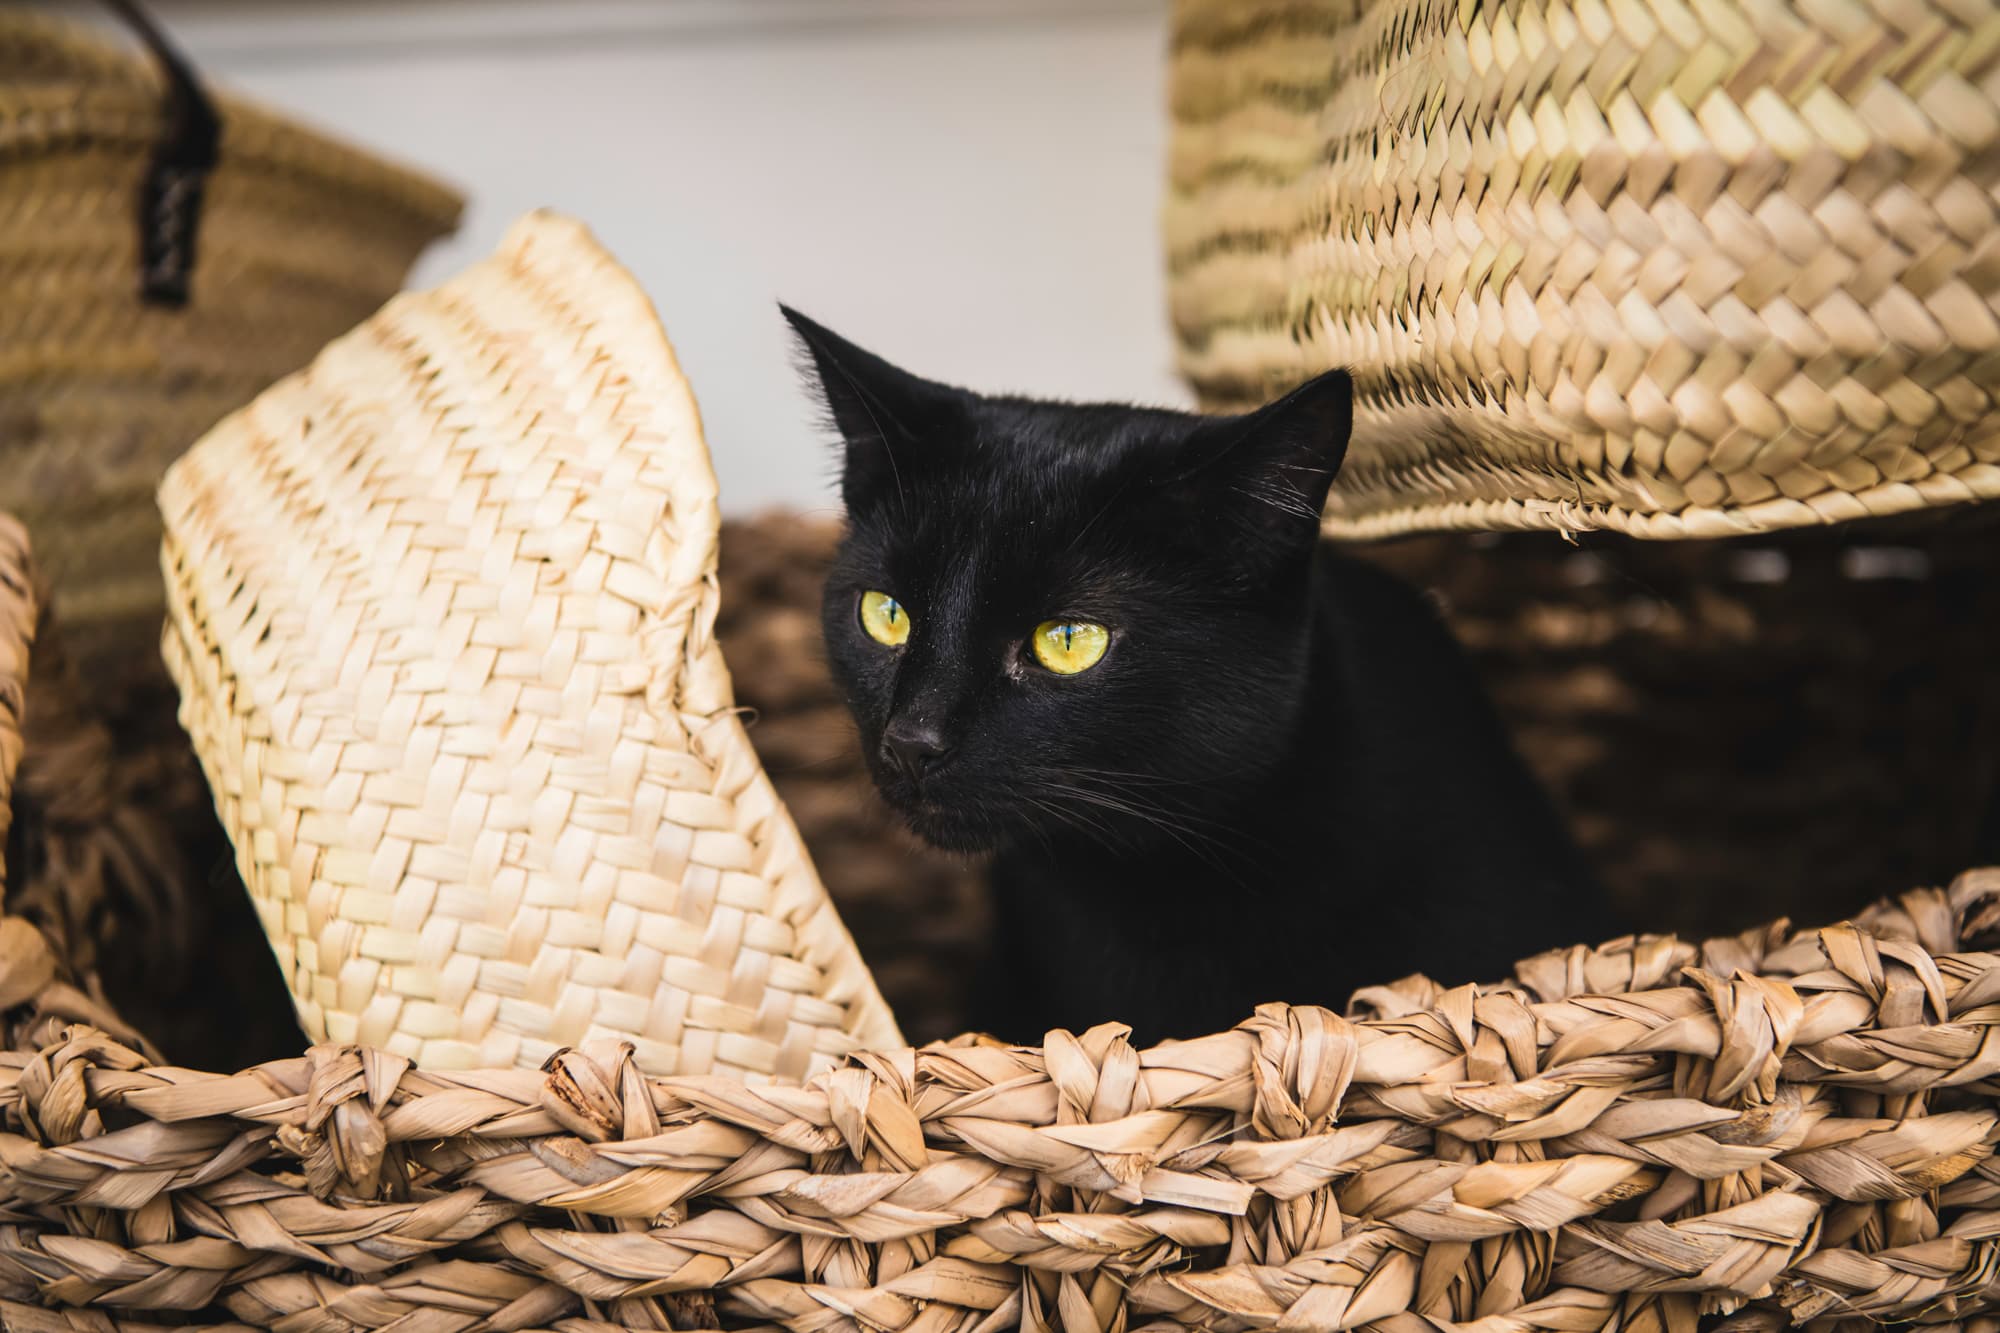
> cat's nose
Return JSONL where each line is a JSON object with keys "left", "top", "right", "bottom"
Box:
{"left": 881, "top": 720, "right": 951, "bottom": 781}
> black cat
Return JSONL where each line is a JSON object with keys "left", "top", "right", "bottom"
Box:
{"left": 784, "top": 307, "right": 1618, "bottom": 1046}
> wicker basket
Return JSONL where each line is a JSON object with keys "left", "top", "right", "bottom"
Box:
{"left": 9, "top": 518, "right": 2000, "bottom": 1328}
{"left": 1166, "top": 0, "right": 2000, "bottom": 540}
{"left": 157, "top": 211, "right": 899, "bottom": 1079}
{"left": 0, "top": 6, "right": 462, "bottom": 680}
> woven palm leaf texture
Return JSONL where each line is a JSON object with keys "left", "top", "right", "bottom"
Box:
{"left": 1166, "top": 0, "right": 2000, "bottom": 539}
{"left": 0, "top": 8, "right": 462, "bottom": 681}
{"left": 157, "top": 211, "right": 900, "bottom": 1078}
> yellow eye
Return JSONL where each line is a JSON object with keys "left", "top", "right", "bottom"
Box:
{"left": 1031, "top": 620, "right": 1109, "bottom": 675}
{"left": 860, "top": 590, "right": 911, "bottom": 647}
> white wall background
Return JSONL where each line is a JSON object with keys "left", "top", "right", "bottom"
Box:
{"left": 96, "top": 0, "right": 1185, "bottom": 515}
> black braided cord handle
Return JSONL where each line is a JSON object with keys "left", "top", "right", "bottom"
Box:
{"left": 98, "top": 0, "right": 221, "bottom": 307}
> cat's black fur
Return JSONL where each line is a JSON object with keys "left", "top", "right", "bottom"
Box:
{"left": 784, "top": 307, "right": 1619, "bottom": 1046}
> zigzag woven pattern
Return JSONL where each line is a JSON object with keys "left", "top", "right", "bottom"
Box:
{"left": 1166, "top": 0, "right": 2000, "bottom": 538}
{"left": 156, "top": 213, "right": 899, "bottom": 1078}
{"left": 3, "top": 866, "right": 2000, "bottom": 1329}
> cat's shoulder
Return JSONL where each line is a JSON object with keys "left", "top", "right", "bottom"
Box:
{"left": 1306, "top": 542, "right": 1491, "bottom": 699}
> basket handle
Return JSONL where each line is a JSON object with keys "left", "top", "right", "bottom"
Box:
{"left": 99, "top": 0, "right": 221, "bottom": 307}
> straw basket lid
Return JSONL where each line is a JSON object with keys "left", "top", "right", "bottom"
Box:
{"left": 1166, "top": 0, "right": 2000, "bottom": 540}
{"left": 158, "top": 211, "right": 901, "bottom": 1079}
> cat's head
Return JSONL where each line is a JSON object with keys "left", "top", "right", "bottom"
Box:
{"left": 784, "top": 307, "right": 1353, "bottom": 855}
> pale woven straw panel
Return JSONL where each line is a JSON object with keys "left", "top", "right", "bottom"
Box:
{"left": 158, "top": 211, "right": 901, "bottom": 1079}
{"left": 1, "top": 10, "right": 460, "bottom": 676}
{"left": 1166, "top": 0, "right": 2000, "bottom": 539}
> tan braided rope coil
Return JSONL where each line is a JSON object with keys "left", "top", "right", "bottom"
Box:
{"left": 156, "top": 211, "right": 900, "bottom": 1080}
{"left": 4, "top": 831, "right": 2000, "bottom": 1331}
{"left": 0, "top": 10, "right": 461, "bottom": 671}
{"left": 1164, "top": 0, "right": 2000, "bottom": 540}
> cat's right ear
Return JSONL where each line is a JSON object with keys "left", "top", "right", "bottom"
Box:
{"left": 781, "top": 305, "right": 956, "bottom": 511}
{"left": 1156, "top": 367, "right": 1355, "bottom": 560}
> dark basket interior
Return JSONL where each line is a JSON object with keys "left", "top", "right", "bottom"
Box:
{"left": 12, "top": 509, "right": 1998, "bottom": 1062}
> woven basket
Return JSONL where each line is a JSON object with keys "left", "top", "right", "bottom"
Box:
{"left": 0, "top": 6, "right": 462, "bottom": 678}
{"left": 10, "top": 535, "right": 2000, "bottom": 1326}
{"left": 1166, "top": 0, "right": 2000, "bottom": 540}
{"left": 157, "top": 211, "right": 899, "bottom": 1079}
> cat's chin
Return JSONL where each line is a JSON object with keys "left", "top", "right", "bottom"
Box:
{"left": 895, "top": 802, "right": 1008, "bottom": 856}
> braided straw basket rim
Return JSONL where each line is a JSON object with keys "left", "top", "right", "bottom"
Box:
{"left": 0, "top": 8, "right": 463, "bottom": 226}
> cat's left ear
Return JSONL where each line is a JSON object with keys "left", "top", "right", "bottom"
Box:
{"left": 1165, "top": 367, "right": 1354, "bottom": 543}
